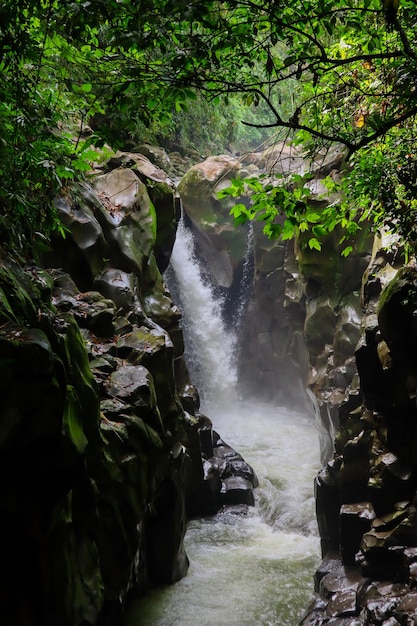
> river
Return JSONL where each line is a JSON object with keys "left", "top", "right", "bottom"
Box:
{"left": 123, "top": 219, "right": 321, "bottom": 625}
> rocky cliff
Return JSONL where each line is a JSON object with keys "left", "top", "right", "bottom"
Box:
{"left": 0, "top": 150, "right": 257, "bottom": 626}
{"left": 177, "top": 147, "right": 371, "bottom": 420}
{"left": 302, "top": 243, "right": 417, "bottom": 624}
{"left": 4, "top": 138, "right": 416, "bottom": 624}
{"left": 176, "top": 148, "right": 417, "bottom": 622}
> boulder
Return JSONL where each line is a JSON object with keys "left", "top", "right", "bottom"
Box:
{"left": 178, "top": 155, "right": 251, "bottom": 286}
{"left": 340, "top": 502, "right": 375, "bottom": 565}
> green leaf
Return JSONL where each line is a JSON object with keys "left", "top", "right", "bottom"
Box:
{"left": 312, "top": 225, "right": 327, "bottom": 237}
{"left": 229, "top": 203, "right": 248, "bottom": 218}
{"left": 308, "top": 238, "right": 322, "bottom": 251}
{"left": 72, "top": 159, "right": 92, "bottom": 171}
{"left": 281, "top": 219, "right": 296, "bottom": 240}
{"left": 306, "top": 212, "right": 321, "bottom": 223}
{"left": 63, "top": 385, "right": 88, "bottom": 455}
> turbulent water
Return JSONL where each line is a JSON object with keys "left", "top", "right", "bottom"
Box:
{"left": 124, "top": 219, "right": 321, "bottom": 626}
{"left": 165, "top": 219, "right": 239, "bottom": 407}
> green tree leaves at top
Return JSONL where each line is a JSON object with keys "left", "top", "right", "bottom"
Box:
{"left": 171, "top": 0, "right": 417, "bottom": 253}
{"left": 2, "top": 0, "right": 417, "bottom": 256}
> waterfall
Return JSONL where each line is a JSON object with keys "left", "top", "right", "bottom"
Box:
{"left": 230, "top": 222, "right": 254, "bottom": 331}
{"left": 125, "top": 218, "right": 321, "bottom": 626}
{"left": 306, "top": 387, "right": 335, "bottom": 467}
{"left": 166, "top": 217, "right": 238, "bottom": 410}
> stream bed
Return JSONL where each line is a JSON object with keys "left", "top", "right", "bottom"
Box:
{"left": 124, "top": 402, "right": 320, "bottom": 626}
{"left": 124, "top": 218, "right": 321, "bottom": 625}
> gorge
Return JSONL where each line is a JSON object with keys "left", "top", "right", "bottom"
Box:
{"left": 123, "top": 215, "right": 320, "bottom": 624}
{"left": 4, "top": 3, "right": 417, "bottom": 624}
{"left": 2, "top": 143, "right": 417, "bottom": 625}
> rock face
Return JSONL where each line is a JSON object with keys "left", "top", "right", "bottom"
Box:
{"left": 178, "top": 154, "right": 250, "bottom": 289}
{"left": 0, "top": 151, "right": 257, "bottom": 626}
{"left": 178, "top": 148, "right": 371, "bottom": 414}
{"left": 302, "top": 242, "right": 417, "bottom": 623}
{"left": 5, "top": 138, "right": 415, "bottom": 624}
{"left": 178, "top": 147, "right": 417, "bottom": 621}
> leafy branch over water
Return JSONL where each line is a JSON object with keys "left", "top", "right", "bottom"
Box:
{"left": 2, "top": 0, "right": 417, "bottom": 256}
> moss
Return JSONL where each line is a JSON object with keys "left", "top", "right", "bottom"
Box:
{"left": 0, "top": 261, "right": 42, "bottom": 323}
{"left": 55, "top": 313, "right": 100, "bottom": 443}
{"left": 62, "top": 385, "right": 89, "bottom": 457}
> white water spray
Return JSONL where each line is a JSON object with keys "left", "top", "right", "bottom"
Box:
{"left": 125, "top": 218, "right": 321, "bottom": 626}
{"left": 168, "top": 218, "right": 238, "bottom": 410}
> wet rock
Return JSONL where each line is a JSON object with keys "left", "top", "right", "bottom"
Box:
{"left": 315, "top": 469, "right": 341, "bottom": 556}
{"left": 326, "top": 619, "right": 364, "bottom": 625}
{"left": 369, "top": 453, "right": 414, "bottom": 515}
{"left": 106, "top": 364, "right": 155, "bottom": 404}
{"left": 146, "top": 476, "right": 190, "bottom": 585}
{"left": 94, "top": 267, "right": 136, "bottom": 311}
{"left": 197, "top": 413, "right": 215, "bottom": 458}
{"left": 54, "top": 288, "right": 116, "bottom": 336}
{"left": 94, "top": 168, "right": 156, "bottom": 272}
{"left": 187, "top": 429, "right": 258, "bottom": 515}
{"left": 132, "top": 144, "right": 172, "bottom": 173}
{"left": 52, "top": 188, "right": 108, "bottom": 289}
{"left": 355, "top": 334, "right": 386, "bottom": 412}
{"left": 178, "top": 380, "right": 200, "bottom": 414}
{"left": 244, "top": 141, "right": 306, "bottom": 175}
{"left": 340, "top": 432, "right": 371, "bottom": 505}
{"left": 221, "top": 476, "right": 255, "bottom": 506}
{"left": 178, "top": 155, "right": 249, "bottom": 287}
{"left": 104, "top": 150, "right": 179, "bottom": 272}
{"left": 361, "top": 581, "right": 410, "bottom": 622}
{"left": 143, "top": 292, "right": 181, "bottom": 328}
{"left": 304, "top": 247, "right": 417, "bottom": 626}
{"left": 223, "top": 459, "right": 259, "bottom": 487}
{"left": 396, "top": 591, "right": 417, "bottom": 621}
{"left": 186, "top": 459, "right": 222, "bottom": 517}
{"left": 333, "top": 301, "right": 362, "bottom": 367}
{"left": 326, "top": 588, "right": 358, "bottom": 617}
{"left": 115, "top": 326, "right": 167, "bottom": 361}
{"left": 340, "top": 502, "right": 375, "bottom": 565}
{"left": 100, "top": 397, "right": 128, "bottom": 418}
{"left": 299, "top": 597, "right": 327, "bottom": 625}
{"left": 360, "top": 545, "right": 409, "bottom": 582}
{"left": 114, "top": 315, "right": 133, "bottom": 335}
{"left": 304, "top": 297, "right": 338, "bottom": 358}
{"left": 318, "top": 554, "right": 366, "bottom": 598}
{"left": 372, "top": 504, "right": 410, "bottom": 533}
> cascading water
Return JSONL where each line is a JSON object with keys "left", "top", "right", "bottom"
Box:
{"left": 124, "top": 219, "right": 321, "bottom": 626}
{"left": 164, "top": 218, "right": 238, "bottom": 409}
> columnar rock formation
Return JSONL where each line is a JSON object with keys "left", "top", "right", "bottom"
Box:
{"left": 302, "top": 245, "right": 417, "bottom": 624}
{"left": 177, "top": 148, "right": 417, "bottom": 622}
{"left": 0, "top": 151, "right": 257, "bottom": 626}
{"left": 4, "top": 139, "right": 417, "bottom": 624}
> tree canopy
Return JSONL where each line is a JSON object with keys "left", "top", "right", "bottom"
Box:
{"left": 2, "top": 0, "right": 417, "bottom": 256}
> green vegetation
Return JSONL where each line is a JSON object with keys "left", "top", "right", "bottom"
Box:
{"left": 2, "top": 0, "right": 417, "bottom": 257}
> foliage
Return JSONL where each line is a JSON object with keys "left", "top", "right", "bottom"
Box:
{"left": 95, "top": 90, "right": 280, "bottom": 156}
{"left": 3, "top": 0, "right": 417, "bottom": 256}
{"left": 218, "top": 171, "right": 360, "bottom": 255}
{"left": 163, "top": 0, "right": 417, "bottom": 251}
{"left": 162, "top": 94, "right": 283, "bottom": 155}
{"left": 344, "top": 124, "right": 417, "bottom": 248}
{"left": 0, "top": 0, "right": 195, "bottom": 257}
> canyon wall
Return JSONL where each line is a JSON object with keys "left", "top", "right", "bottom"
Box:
{"left": 3, "top": 140, "right": 416, "bottom": 624}
{"left": 0, "top": 151, "right": 257, "bottom": 626}
{"left": 178, "top": 149, "right": 417, "bottom": 622}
